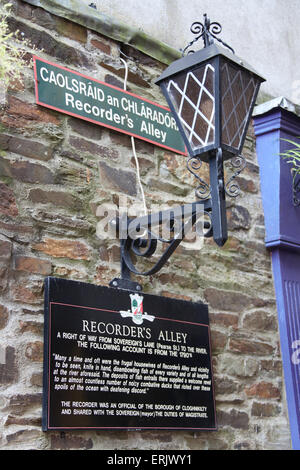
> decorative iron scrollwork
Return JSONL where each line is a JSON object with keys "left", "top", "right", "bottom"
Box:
{"left": 187, "top": 156, "right": 211, "bottom": 200}
{"left": 115, "top": 200, "right": 213, "bottom": 278}
{"left": 181, "top": 14, "right": 235, "bottom": 56}
{"left": 225, "top": 154, "right": 246, "bottom": 198}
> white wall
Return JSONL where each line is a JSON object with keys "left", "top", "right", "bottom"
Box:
{"left": 83, "top": 0, "right": 300, "bottom": 104}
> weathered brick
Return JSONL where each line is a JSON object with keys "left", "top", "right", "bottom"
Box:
{"left": 0, "top": 304, "right": 9, "bottom": 330}
{"left": 0, "top": 96, "right": 59, "bottom": 128}
{"left": 223, "top": 236, "right": 242, "bottom": 251}
{"left": 210, "top": 312, "right": 239, "bottom": 328}
{"left": 98, "top": 245, "right": 109, "bottom": 262}
{"left": 217, "top": 355, "right": 258, "bottom": 378}
{"left": 121, "top": 44, "right": 159, "bottom": 67}
{"left": 68, "top": 117, "right": 102, "bottom": 140}
{"left": 56, "top": 159, "right": 93, "bottom": 185}
{"left": 140, "top": 431, "right": 172, "bottom": 443}
{"left": 233, "top": 441, "right": 253, "bottom": 450}
{"left": 25, "top": 341, "right": 44, "bottom": 362}
{"left": 244, "top": 160, "right": 259, "bottom": 176}
{"left": 148, "top": 177, "right": 189, "bottom": 197}
{"left": 235, "top": 175, "right": 257, "bottom": 193}
{"left": 33, "top": 237, "right": 90, "bottom": 260}
{"left": 251, "top": 401, "right": 281, "bottom": 418}
{"left": 7, "top": 17, "right": 91, "bottom": 68}
{"left": 98, "top": 161, "right": 137, "bottom": 196}
{"left": 214, "top": 376, "right": 239, "bottom": 395}
{"left": 242, "top": 310, "right": 277, "bottom": 331}
{"left": 31, "top": 6, "right": 54, "bottom": 28}
{"left": 95, "top": 265, "right": 118, "bottom": 285}
{"left": 11, "top": 0, "right": 33, "bottom": 20}
{"left": 210, "top": 328, "right": 227, "bottom": 352}
{"left": 0, "top": 263, "right": 9, "bottom": 293}
{"left": 260, "top": 360, "right": 282, "bottom": 377}
{"left": 4, "top": 415, "right": 41, "bottom": 427}
{"left": 100, "top": 61, "right": 150, "bottom": 88}
{"left": 6, "top": 429, "right": 43, "bottom": 445}
{"left": 227, "top": 205, "right": 251, "bottom": 230}
{"left": 31, "top": 6, "right": 87, "bottom": 43}
{"left": 0, "top": 221, "right": 34, "bottom": 242}
{"left": 18, "top": 320, "right": 43, "bottom": 336}
{"left": 109, "top": 244, "right": 120, "bottom": 263}
{"left": 6, "top": 135, "right": 53, "bottom": 161}
{"left": 204, "top": 287, "right": 252, "bottom": 312}
{"left": 8, "top": 393, "right": 42, "bottom": 414}
{"left": 130, "top": 156, "right": 155, "bottom": 174}
{"left": 30, "top": 371, "right": 43, "bottom": 387}
{"left": 0, "top": 183, "right": 18, "bottom": 217}
{"left": 52, "top": 265, "right": 87, "bottom": 280}
{"left": 54, "top": 17, "right": 87, "bottom": 43}
{"left": 109, "top": 129, "right": 133, "bottom": 149}
{"left": 158, "top": 272, "right": 199, "bottom": 290}
{"left": 91, "top": 38, "right": 111, "bottom": 55}
{"left": 51, "top": 434, "right": 93, "bottom": 450}
{"left": 0, "top": 236, "right": 12, "bottom": 259}
{"left": 0, "top": 347, "right": 18, "bottom": 384}
{"left": 69, "top": 136, "right": 118, "bottom": 160}
{"left": 161, "top": 290, "right": 192, "bottom": 302}
{"left": 0, "top": 157, "right": 55, "bottom": 184}
{"left": 163, "top": 151, "right": 179, "bottom": 173}
{"left": 245, "top": 382, "right": 281, "bottom": 400}
{"left": 14, "top": 256, "right": 52, "bottom": 275}
{"left": 217, "top": 408, "right": 249, "bottom": 430}
{"left": 0, "top": 134, "right": 10, "bottom": 150}
{"left": 244, "top": 240, "right": 267, "bottom": 255}
{"left": 7, "top": 76, "right": 25, "bottom": 93}
{"left": 229, "top": 334, "right": 274, "bottom": 356}
{"left": 105, "top": 74, "right": 128, "bottom": 90}
{"left": 12, "top": 281, "right": 43, "bottom": 305}
{"left": 31, "top": 209, "right": 92, "bottom": 232}
{"left": 21, "top": 307, "right": 44, "bottom": 316}
{"left": 28, "top": 188, "right": 81, "bottom": 210}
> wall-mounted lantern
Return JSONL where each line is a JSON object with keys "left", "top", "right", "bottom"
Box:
{"left": 155, "top": 14, "right": 265, "bottom": 247}
{"left": 110, "top": 14, "right": 265, "bottom": 291}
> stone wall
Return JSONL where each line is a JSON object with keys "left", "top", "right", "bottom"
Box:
{"left": 0, "top": 0, "right": 292, "bottom": 450}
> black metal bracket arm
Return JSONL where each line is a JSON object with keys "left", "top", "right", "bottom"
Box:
{"left": 109, "top": 199, "right": 212, "bottom": 291}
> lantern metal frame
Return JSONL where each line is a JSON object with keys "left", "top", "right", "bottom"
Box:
{"left": 110, "top": 14, "right": 265, "bottom": 291}
{"left": 155, "top": 43, "right": 264, "bottom": 163}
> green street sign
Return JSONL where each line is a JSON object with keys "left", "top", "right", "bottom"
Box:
{"left": 33, "top": 57, "right": 186, "bottom": 155}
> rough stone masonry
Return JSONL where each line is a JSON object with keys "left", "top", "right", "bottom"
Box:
{"left": 0, "top": 0, "right": 292, "bottom": 450}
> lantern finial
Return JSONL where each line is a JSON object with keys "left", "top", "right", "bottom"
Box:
{"left": 181, "top": 14, "right": 235, "bottom": 56}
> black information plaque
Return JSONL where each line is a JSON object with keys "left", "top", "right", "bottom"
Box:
{"left": 43, "top": 277, "right": 217, "bottom": 431}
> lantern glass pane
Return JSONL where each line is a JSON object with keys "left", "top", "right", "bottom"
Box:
{"left": 166, "top": 63, "right": 215, "bottom": 151}
{"left": 221, "top": 60, "right": 260, "bottom": 150}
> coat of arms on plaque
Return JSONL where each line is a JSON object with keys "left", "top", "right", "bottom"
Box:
{"left": 120, "top": 293, "right": 155, "bottom": 325}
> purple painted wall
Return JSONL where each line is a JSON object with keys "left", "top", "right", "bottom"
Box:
{"left": 254, "top": 105, "right": 300, "bottom": 450}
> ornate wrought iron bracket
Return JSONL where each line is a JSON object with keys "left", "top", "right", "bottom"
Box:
{"left": 109, "top": 147, "right": 246, "bottom": 290}
{"left": 109, "top": 199, "right": 212, "bottom": 290}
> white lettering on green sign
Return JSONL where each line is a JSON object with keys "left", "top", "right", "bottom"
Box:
{"left": 34, "top": 57, "right": 186, "bottom": 155}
